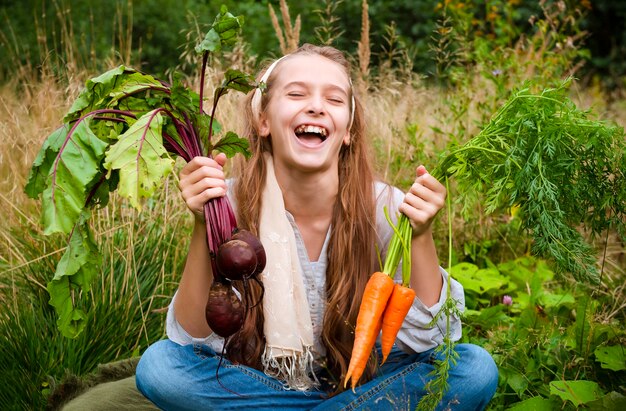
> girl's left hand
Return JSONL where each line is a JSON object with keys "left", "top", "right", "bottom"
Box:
{"left": 399, "top": 165, "right": 446, "bottom": 237}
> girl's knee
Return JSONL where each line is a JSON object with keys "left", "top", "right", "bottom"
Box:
{"left": 452, "top": 343, "right": 499, "bottom": 405}
{"left": 136, "top": 340, "right": 187, "bottom": 405}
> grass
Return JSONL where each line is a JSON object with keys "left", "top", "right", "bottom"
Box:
{"left": 0, "top": 187, "right": 189, "bottom": 408}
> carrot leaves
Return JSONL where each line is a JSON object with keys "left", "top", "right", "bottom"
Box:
{"left": 432, "top": 78, "right": 626, "bottom": 284}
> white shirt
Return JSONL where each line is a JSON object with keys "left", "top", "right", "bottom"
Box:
{"left": 166, "top": 181, "right": 465, "bottom": 360}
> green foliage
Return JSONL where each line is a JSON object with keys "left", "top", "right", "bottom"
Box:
{"left": 25, "top": 120, "right": 110, "bottom": 235}
{"left": 417, "top": 295, "right": 462, "bottom": 411}
{"left": 2, "top": 0, "right": 625, "bottom": 89}
{"left": 47, "top": 213, "right": 101, "bottom": 339}
{"left": 454, "top": 256, "right": 626, "bottom": 410}
{"left": 594, "top": 345, "right": 626, "bottom": 372}
{"left": 507, "top": 396, "right": 555, "bottom": 410}
{"left": 104, "top": 110, "right": 174, "bottom": 210}
{"left": 433, "top": 79, "right": 626, "bottom": 284}
{"left": 313, "top": 0, "right": 345, "bottom": 46}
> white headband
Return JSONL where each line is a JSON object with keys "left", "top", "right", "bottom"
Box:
{"left": 250, "top": 55, "right": 356, "bottom": 131}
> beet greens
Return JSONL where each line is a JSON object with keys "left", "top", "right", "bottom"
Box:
{"left": 25, "top": 6, "right": 256, "bottom": 339}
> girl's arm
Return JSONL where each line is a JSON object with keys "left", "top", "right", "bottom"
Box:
{"left": 398, "top": 166, "right": 446, "bottom": 307}
{"left": 173, "top": 154, "right": 228, "bottom": 337}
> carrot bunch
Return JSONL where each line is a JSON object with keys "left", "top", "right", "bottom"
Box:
{"left": 344, "top": 212, "right": 415, "bottom": 390}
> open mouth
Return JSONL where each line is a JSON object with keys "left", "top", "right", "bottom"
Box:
{"left": 294, "top": 124, "right": 328, "bottom": 145}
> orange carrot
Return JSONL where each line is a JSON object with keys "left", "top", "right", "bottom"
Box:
{"left": 344, "top": 212, "right": 415, "bottom": 389}
{"left": 380, "top": 283, "right": 416, "bottom": 364}
{"left": 343, "top": 271, "right": 394, "bottom": 390}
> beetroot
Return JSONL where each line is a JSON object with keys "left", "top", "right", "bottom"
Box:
{"left": 216, "top": 239, "right": 258, "bottom": 281}
{"left": 205, "top": 281, "right": 244, "bottom": 338}
{"left": 231, "top": 229, "right": 267, "bottom": 275}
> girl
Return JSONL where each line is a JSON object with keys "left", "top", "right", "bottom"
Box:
{"left": 135, "top": 44, "right": 498, "bottom": 410}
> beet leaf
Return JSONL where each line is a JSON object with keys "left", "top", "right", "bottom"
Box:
{"left": 27, "top": 119, "right": 109, "bottom": 235}
{"left": 103, "top": 109, "right": 174, "bottom": 210}
{"left": 47, "top": 212, "right": 101, "bottom": 338}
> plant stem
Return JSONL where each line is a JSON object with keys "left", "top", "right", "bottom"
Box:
{"left": 199, "top": 52, "right": 209, "bottom": 115}
{"left": 382, "top": 212, "right": 412, "bottom": 281}
{"left": 206, "top": 89, "right": 226, "bottom": 156}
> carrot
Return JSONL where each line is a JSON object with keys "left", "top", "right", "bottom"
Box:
{"left": 343, "top": 271, "right": 394, "bottom": 390}
{"left": 380, "top": 283, "right": 416, "bottom": 364}
{"left": 379, "top": 209, "right": 416, "bottom": 366}
{"left": 344, "top": 212, "right": 415, "bottom": 389}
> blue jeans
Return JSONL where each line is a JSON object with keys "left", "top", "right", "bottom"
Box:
{"left": 136, "top": 340, "right": 497, "bottom": 410}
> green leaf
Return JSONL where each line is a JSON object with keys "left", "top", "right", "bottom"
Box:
{"left": 108, "top": 72, "right": 164, "bottom": 106}
{"left": 464, "top": 305, "right": 511, "bottom": 328}
{"left": 539, "top": 292, "right": 576, "bottom": 308}
{"left": 192, "top": 113, "right": 221, "bottom": 151}
{"left": 25, "top": 124, "right": 69, "bottom": 199}
{"left": 195, "top": 29, "right": 222, "bottom": 54}
{"left": 38, "top": 119, "right": 109, "bottom": 235}
{"left": 171, "top": 73, "right": 200, "bottom": 115}
{"left": 498, "top": 368, "right": 528, "bottom": 396}
{"left": 65, "top": 67, "right": 165, "bottom": 122}
{"left": 47, "top": 213, "right": 101, "bottom": 338}
{"left": 594, "top": 345, "right": 626, "bottom": 371}
{"left": 221, "top": 69, "right": 256, "bottom": 94}
{"left": 90, "top": 118, "right": 126, "bottom": 142}
{"left": 507, "top": 396, "right": 554, "bottom": 411}
{"left": 574, "top": 295, "right": 593, "bottom": 353}
{"left": 585, "top": 392, "right": 626, "bottom": 411}
{"left": 549, "top": 380, "right": 604, "bottom": 407}
{"left": 450, "top": 263, "right": 507, "bottom": 295}
{"left": 195, "top": 6, "right": 243, "bottom": 54}
{"left": 104, "top": 110, "right": 174, "bottom": 210}
{"left": 212, "top": 131, "right": 251, "bottom": 158}
{"left": 66, "top": 66, "right": 127, "bottom": 120}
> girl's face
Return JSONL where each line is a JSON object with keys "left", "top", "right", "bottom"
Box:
{"left": 258, "top": 54, "right": 352, "bottom": 175}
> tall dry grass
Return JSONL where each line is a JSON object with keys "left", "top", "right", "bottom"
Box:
{"left": 2, "top": 45, "right": 624, "bottom": 272}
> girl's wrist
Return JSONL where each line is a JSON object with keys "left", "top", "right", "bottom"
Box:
{"left": 411, "top": 226, "right": 433, "bottom": 240}
{"left": 194, "top": 214, "right": 207, "bottom": 227}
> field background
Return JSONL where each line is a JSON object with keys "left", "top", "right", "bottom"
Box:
{"left": 1, "top": 0, "right": 624, "bottom": 409}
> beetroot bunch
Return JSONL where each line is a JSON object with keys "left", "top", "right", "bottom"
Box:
{"left": 206, "top": 229, "right": 267, "bottom": 339}
{"left": 24, "top": 6, "right": 265, "bottom": 343}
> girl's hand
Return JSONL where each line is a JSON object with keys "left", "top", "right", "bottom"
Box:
{"left": 178, "top": 154, "right": 228, "bottom": 221}
{"left": 399, "top": 165, "right": 446, "bottom": 237}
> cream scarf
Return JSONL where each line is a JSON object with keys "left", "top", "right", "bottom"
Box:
{"left": 258, "top": 153, "right": 317, "bottom": 390}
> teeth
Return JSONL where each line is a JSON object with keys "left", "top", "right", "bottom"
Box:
{"left": 295, "top": 125, "right": 327, "bottom": 137}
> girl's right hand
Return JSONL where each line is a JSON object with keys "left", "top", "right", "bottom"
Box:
{"left": 178, "top": 154, "right": 228, "bottom": 221}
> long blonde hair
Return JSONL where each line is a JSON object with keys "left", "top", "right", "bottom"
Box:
{"left": 229, "top": 44, "right": 378, "bottom": 393}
